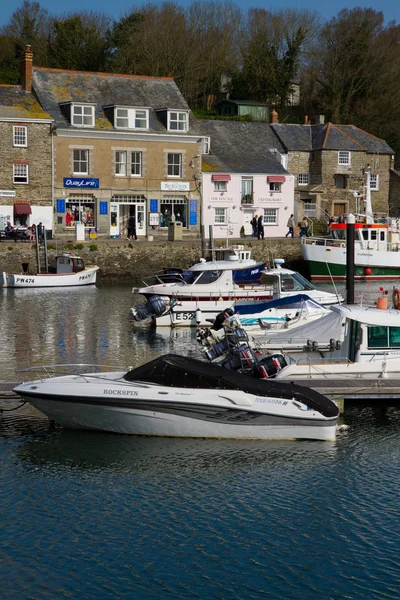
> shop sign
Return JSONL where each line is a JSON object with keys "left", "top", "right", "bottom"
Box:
{"left": 258, "top": 196, "right": 283, "bottom": 203}
{"left": 63, "top": 178, "right": 100, "bottom": 189}
{"left": 0, "top": 190, "right": 16, "bottom": 197}
{"left": 161, "top": 182, "right": 190, "bottom": 192}
{"left": 209, "top": 196, "right": 234, "bottom": 202}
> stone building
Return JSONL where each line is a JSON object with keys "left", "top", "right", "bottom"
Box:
{"left": 0, "top": 47, "right": 53, "bottom": 233}
{"left": 23, "top": 48, "right": 202, "bottom": 238}
{"left": 270, "top": 120, "right": 395, "bottom": 222}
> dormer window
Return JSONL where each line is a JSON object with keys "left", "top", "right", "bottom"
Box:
{"left": 202, "top": 137, "right": 210, "bottom": 154}
{"left": 71, "top": 104, "right": 95, "bottom": 127}
{"left": 168, "top": 111, "right": 188, "bottom": 132}
{"left": 115, "top": 107, "right": 149, "bottom": 130}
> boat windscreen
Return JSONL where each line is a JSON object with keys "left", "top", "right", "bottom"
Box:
{"left": 124, "top": 354, "right": 339, "bottom": 418}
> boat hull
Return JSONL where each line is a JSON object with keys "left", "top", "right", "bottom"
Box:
{"left": 20, "top": 395, "right": 337, "bottom": 441}
{"left": 301, "top": 242, "right": 400, "bottom": 281}
{"left": 4, "top": 267, "right": 99, "bottom": 288}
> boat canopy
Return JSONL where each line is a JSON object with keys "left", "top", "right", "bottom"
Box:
{"left": 234, "top": 294, "right": 325, "bottom": 315}
{"left": 260, "top": 310, "right": 344, "bottom": 346}
{"left": 331, "top": 305, "right": 400, "bottom": 326}
{"left": 123, "top": 354, "right": 338, "bottom": 417}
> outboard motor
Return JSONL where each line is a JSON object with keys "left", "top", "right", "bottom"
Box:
{"left": 211, "top": 307, "right": 235, "bottom": 331}
{"left": 252, "top": 353, "right": 287, "bottom": 379}
{"left": 130, "top": 295, "right": 168, "bottom": 322}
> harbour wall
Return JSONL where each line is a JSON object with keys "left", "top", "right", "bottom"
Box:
{"left": 0, "top": 238, "right": 304, "bottom": 284}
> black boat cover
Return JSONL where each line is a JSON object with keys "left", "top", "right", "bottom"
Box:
{"left": 124, "top": 354, "right": 339, "bottom": 418}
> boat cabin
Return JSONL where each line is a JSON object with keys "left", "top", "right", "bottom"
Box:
{"left": 56, "top": 254, "right": 85, "bottom": 274}
{"left": 261, "top": 259, "right": 316, "bottom": 296}
{"left": 329, "top": 223, "right": 389, "bottom": 251}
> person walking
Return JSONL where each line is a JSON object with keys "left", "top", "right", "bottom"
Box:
{"left": 257, "top": 214, "right": 264, "bottom": 240}
{"left": 251, "top": 215, "right": 258, "bottom": 237}
{"left": 299, "top": 217, "right": 309, "bottom": 238}
{"left": 285, "top": 214, "right": 295, "bottom": 237}
{"left": 127, "top": 214, "right": 138, "bottom": 241}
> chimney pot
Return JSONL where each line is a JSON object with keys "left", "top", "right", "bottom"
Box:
{"left": 270, "top": 109, "right": 278, "bottom": 124}
{"left": 20, "top": 45, "right": 33, "bottom": 93}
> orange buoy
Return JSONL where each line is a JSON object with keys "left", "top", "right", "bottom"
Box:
{"left": 377, "top": 296, "right": 388, "bottom": 310}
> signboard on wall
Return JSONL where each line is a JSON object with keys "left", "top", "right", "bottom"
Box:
{"left": 63, "top": 178, "right": 100, "bottom": 189}
{"left": 0, "top": 190, "right": 16, "bottom": 198}
{"left": 149, "top": 213, "right": 159, "bottom": 226}
{"left": 161, "top": 182, "right": 190, "bottom": 192}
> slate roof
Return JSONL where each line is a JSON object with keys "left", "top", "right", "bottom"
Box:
{"left": 32, "top": 67, "right": 197, "bottom": 133}
{"left": 271, "top": 123, "right": 394, "bottom": 154}
{"left": 198, "top": 120, "right": 288, "bottom": 174}
{"left": 0, "top": 84, "right": 52, "bottom": 120}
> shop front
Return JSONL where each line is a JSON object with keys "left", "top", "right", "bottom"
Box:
{"left": 109, "top": 195, "right": 146, "bottom": 238}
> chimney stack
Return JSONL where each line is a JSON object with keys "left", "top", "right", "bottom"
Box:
{"left": 311, "top": 114, "right": 325, "bottom": 125}
{"left": 20, "top": 45, "right": 33, "bottom": 93}
{"left": 270, "top": 109, "right": 278, "bottom": 124}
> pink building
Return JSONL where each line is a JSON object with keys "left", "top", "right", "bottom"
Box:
{"left": 198, "top": 121, "right": 295, "bottom": 239}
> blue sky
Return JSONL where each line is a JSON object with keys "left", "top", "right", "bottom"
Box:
{"left": 0, "top": 0, "right": 399, "bottom": 27}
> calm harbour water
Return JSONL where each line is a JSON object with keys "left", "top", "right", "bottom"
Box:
{"left": 1, "top": 282, "right": 400, "bottom": 599}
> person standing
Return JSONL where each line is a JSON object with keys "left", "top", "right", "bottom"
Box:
{"left": 37, "top": 222, "right": 43, "bottom": 243}
{"left": 127, "top": 214, "right": 138, "bottom": 241}
{"left": 257, "top": 214, "right": 264, "bottom": 240}
{"left": 251, "top": 215, "right": 258, "bottom": 237}
{"left": 299, "top": 217, "right": 309, "bottom": 238}
{"left": 285, "top": 214, "right": 295, "bottom": 238}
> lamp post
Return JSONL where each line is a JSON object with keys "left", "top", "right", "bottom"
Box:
{"left": 189, "top": 155, "right": 205, "bottom": 256}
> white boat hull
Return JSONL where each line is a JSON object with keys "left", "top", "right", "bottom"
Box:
{"left": 3, "top": 266, "right": 98, "bottom": 288}
{"left": 14, "top": 374, "right": 338, "bottom": 441}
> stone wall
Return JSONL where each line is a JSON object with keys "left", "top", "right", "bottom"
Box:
{"left": 0, "top": 122, "right": 52, "bottom": 207}
{"left": 0, "top": 239, "right": 304, "bottom": 284}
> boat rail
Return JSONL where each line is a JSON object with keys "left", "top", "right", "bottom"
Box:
{"left": 16, "top": 363, "right": 131, "bottom": 383}
{"left": 141, "top": 272, "right": 189, "bottom": 287}
{"left": 302, "top": 236, "right": 400, "bottom": 252}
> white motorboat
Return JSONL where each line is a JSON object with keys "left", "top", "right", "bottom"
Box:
{"left": 131, "top": 256, "right": 341, "bottom": 327}
{"left": 201, "top": 304, "right": 400, "bottom": 381}
{"left": 13, "top": 354, "right": 339, "bottom": 441}
{"left": 2, "top": 253, "right": 98, "bottom": 288}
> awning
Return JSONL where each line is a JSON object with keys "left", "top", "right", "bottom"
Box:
{"left": 211, "top": 174, "right": 231, "bottom": 182}
{"left": 14, "top": 203, "right": 32, "bottom": 215}
{"left": 267, "top": 176, "right": 286, "bottom": 183}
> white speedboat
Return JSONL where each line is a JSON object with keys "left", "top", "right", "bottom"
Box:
{"left": 131, "top": 257, "right": 341, "bottom": 327}
{"left": 2, "top": 253, "right": 98, "bottom": 288}
{"left": 201, "top": 304, "right": 400, "bottom": 381}
{"left": 13, "top": 354, "right": 339, "bottom": 441}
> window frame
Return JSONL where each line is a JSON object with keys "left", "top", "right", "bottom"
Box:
{"left": 370, "top": 173, "right": 379, "bottom": 191}
{"left": 202, "top": 137, "right": 210, "bottom": 154}
{"left": 214, "top": 207, "right": 227, "bottom": 225}
{"left": 298, "top": 173, "right": 309, "bottom": 186}
{"left": 214, "top": 181, "right": 227, "bottom": 192}
{"left": 73, "top": 149, "right": 89, "bottom": 175}
{"left": 167, "top": 153, "right": 182, "bottom": 178}
{"left": 131, "top": 151, "right": 142, "bottom": 177}
{"left": 263, "top": 207, "right": 279, "bottom": 225}
{"left": 115, "top": 151, "right": 127, "bottom": 176}
{"left": 338, "top": 151, "right": 351, "bottom": 166}
{"left": 13, "top": 163, "right": 29, "bottom": 184}
{"left": 71, "top": 104, "right": 95, "bottom": 128}
{"left": 13, "top": 126, "right": 28, "bottom": 147}
{"left": 168, "top": 111, "right": 189, "bottom": 132}
{"left": 115, "top": 107, "right": 149, "bottom": 130}
{"left": 269, "top": 182, "right": 282, "bottom": 192}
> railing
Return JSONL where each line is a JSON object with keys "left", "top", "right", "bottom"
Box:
{"left": 16, "top": 363, "right": 131, "bottom": 383}
{"left": 301, "top": 236, "right": 400, "bottom": 252}
{"left": 241, "top": 195, "right": 254, "bottom": 205}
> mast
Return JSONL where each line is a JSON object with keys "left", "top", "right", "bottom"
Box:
{"left": 365, "top": 167, "right": 374, "bottom": 224}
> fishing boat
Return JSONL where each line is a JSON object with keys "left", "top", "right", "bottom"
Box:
{"left": 301, "top": 169, "right": 400, "bottom": 280}
{"left": 13, "top": 354, "right": 339, "bottom": 441}
{"left": 131, "top": 257, "right": 341, "bottom": 327}
{"left": 2, "top": 253, "right": 98, "bottom": 288}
